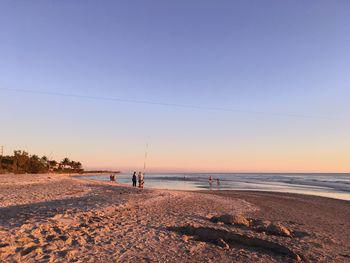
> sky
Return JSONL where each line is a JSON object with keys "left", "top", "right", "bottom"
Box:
{"left": 0, "top": 1, "right": 349, "bottom": 172}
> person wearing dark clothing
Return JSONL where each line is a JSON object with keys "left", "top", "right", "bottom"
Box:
{"left": 132, "top": 172, "right": 137, "bottom": 187}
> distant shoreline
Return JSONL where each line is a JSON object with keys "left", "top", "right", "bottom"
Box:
{"left": 82, "top": 170, "right": 121, "bottom": 174}
{"left": 0, "top": 171, "right": 121, "bottom": 176}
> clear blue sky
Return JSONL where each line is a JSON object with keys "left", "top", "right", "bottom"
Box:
{"left": 1, "top": 1, "right": 349, "bottom": 172}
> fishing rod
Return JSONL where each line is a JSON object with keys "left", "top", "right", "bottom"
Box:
{"left": 143, "top": 143, "right": 148, "bottom": 174}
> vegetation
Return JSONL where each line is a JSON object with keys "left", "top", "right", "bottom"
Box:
{"left": 0, "top": 150, "right": 83, "bottom": 174}
{"left": 83, "top": 170, "right": 120, "bottom": 174}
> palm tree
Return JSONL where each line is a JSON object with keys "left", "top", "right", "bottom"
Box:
{"left": 61, "top": 158, "right": 71, "bottom": 169}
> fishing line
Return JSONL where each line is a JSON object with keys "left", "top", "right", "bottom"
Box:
{"left": 143, "top": 143, "right": 148, "bottom": 174}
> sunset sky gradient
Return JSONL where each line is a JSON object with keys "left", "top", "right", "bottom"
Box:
{"left": 1, "top": 1, "right": 349, "bottom": 172}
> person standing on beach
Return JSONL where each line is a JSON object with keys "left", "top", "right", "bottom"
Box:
{"left": 138, "top": 171, "right": 144, "bottom": 188}
{"left": 216, "top": 178, "right": 220, "bottom": 190}
{"left": 132, "top": 172, "right": 137, "bottom": 187}
{"left": 110, "top": 174, "right": 115, "bottom": 181}
{"left": 141, "top": 173, "right": 144, "bottom": 188}
{"left": 209, "top": 176, "right": 213, "bottom": 190}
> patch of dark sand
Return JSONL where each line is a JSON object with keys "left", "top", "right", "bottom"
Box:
{"left": 168, "top": 225, "right": 302, "bottom": 261}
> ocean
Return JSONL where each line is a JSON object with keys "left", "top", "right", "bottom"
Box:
{"left": 80, "top": 173, "right": 350, "bottom": 201}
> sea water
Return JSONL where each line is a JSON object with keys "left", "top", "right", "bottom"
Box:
{"left": 80, "top": 173, "right": 350, "bottom": 201}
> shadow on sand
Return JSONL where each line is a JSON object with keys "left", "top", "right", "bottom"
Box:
{"left": 0, "top": 184, "right": 143, "bottom": 228}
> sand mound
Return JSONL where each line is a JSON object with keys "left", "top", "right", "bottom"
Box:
{"left": 168, "top": 225, "right": 302, "bottom": 261}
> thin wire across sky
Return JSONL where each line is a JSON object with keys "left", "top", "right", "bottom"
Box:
{"left": 0, "top": 87, "right": 339, "bottom": 120}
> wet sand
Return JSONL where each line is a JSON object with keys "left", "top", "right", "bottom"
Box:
{"left": 0, "top": 174, "right": 349, "bottom": 262}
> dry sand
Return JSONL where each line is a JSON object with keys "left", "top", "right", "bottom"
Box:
{"left": 0, "top": 174, "right": 349, "bottom": 262}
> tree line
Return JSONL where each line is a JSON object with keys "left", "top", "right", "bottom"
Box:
{"left": 0, "top": 150, "right": 83, "bottom": 174}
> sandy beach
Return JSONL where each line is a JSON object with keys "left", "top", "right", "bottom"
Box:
{"left": 0, "top": 174, "right": 349, "bottom": 262}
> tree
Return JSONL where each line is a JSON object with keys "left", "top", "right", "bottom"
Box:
{"left": 13, "top": 151, "right": 29, "bottom": 174}
{"left": 0, "top": 156, "right": 14, "bottom": 173}
{"left": 70, "top": 161, "right": 82, "bottom": 170}
{"left": 0, "top": 151, "right": 83, "bottom": 174}
{"left": 27, "top": 155, "right": 46, "bottom": 173}
{"left": 61, "top": 158, "right": 71, "bottom": 169}
{"left": 49, "top": 160, "right": 57, "bottom": 166}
